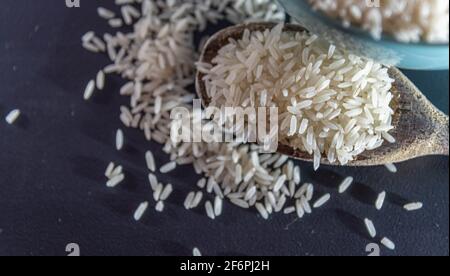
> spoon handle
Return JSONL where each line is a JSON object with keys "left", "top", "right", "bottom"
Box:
{"left": 432, "top": 111, "right": 449, "bottom": 156}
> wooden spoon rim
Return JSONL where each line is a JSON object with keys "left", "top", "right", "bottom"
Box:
{"left": 196, "top": 22, "right": 448, "bottom": 166}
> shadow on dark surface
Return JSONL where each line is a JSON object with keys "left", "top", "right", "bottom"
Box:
{"left": 348, "top": 181, "right": 379, "bottom": 206}
{"left": 137, "top": 207, "right": 167, "bottom": 227}
{"left": 70, "top": 155, "right": 104, "bottom": 182}
{"left": 159, "top": 240, "right": 190, "bottom": 256}
{"left": 87, "top": 82, "right": 120, "bottom": 105}
{"left": 217, "top": 251, "right": 248, "bottom": 257}
{"left": 36, "top": 9, "right": 107, "bottom": 95}
{"left": 117, "top": 172, "right": 141, "bottom": 192}
{"left": 79, "top": 119, "right": 114, "bottom": 146}
{"left": 310, "top": 169, "right": 344, "bottom": 189}
{"left": 386, "top": 191, "right": 411, "bottom": 207}
{"left": 121, "top": 140, "right": 142, "bottom": 156}
{"left": 13, "top": 113, "right": 31, "bottom": 130}
{"left": 334, "top": 209, "right": 374, "bottom": 241}
{"left": 98, "top": 193, "right": 136, "bottom": 217}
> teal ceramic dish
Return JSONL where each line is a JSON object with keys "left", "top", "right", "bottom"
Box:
{"left": 277, "top": 0, "right": 449, "bottom": 70}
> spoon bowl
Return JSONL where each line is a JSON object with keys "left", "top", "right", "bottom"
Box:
{"left": 196, "top": 22, "right": 449, "bottom": 166}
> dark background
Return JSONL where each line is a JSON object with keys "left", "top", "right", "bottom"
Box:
{"left": 0, "top": 0, "right": 448, "bottom": 256}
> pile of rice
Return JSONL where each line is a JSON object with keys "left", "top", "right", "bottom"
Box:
{"left": 84, "top": 0, "right": 320, "bottom": 221}
{"left": 83, "top": 0, "right": 338, "bottom": 223}
{"left": 200, "top": 23, "right": 396, "bottom": 169}
{"left": 80, "top": 0, "right": 423, "bottom": 254}
{"left": 308, "top": 0, "right": 449, "bottom": 43}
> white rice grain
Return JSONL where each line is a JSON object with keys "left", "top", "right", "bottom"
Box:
{"left": 197, "top": 178, "right": 206, "bottom": 189}
{"left": 5, "top": 109, "right": 21, "bottom": 125}
{"left": 283, "top": 206, "right": 296, "bottom": 214}
{"left": 108, "top": 18, "right": 123, "bottom": 28}
{"left": 97, "top": 7, "right": 115, "bottom": 19}
{"left": 255, "top": 202, "right": 269, "bottom": 219}
{"left": 153, "top": 184, "right": 163, "bottom": 201}
{"left": 191, "top": 191, "right": 204, "bottom": 208}
{"left": 83, "top": 80, "right": 95, "bottom": 100}
{"left": 339, "top": 176, "right": 354, "bottom": 194}
{"left": 205, "top": 201, "right": 215, "bottom": 219}
{"left": 214, "top": 196, "right": 223, "bottom": 216}
{"left": 155, "top": 201, "right": 165, "bottom": 212}
{"left": 300, "top": 196, "right": 312, "bottom": 214}
{"left": 293, "top": 166, "right": 301, "bottom": 184}
{"left": 184, "top": 192, "right": 195, "bottom": 210}
{"left": 384, "top": 163, "right": 398, "bottom": 173}
{"left": 106, "top": 173, "right": 124, "bottom": 188}
{"left": 364, "top": 218, "right": 377, "bottom": 238}
{"left": 273, "top": 175, "right": 287, "bottom": 193}
{"left": 116, "top": 129, "right": 124, "bottom": 151}
{"left": 96, "top": 70, "right": 105, "bottom": 90}
{"left": 105, "top": 162, "right": 115, "bottom": 178}
{"left": 313, "top": 193, "right": 331, "bottom": 208}
{"left": 296, "top": 200, "right": 305, "bottom": 218}
{"left": 381, "top": 237, "right": 396, "bottom": 250}
{"left": 193, "top": 247, "right": 202, "bottom": 256}
{"left": 230, "top": 198, "right": 250, "bottom": 209}
{"left": 133, "top": 201, "right": 148, "bottom": 221}
{"left": 145, "top": 151, "right": 156, "bottom": 172}
{"left": 148, "top": 173, "right": 158, "bottom": 191}
{"left": 375, "top": 191, "right": 387, "bottom": 210}
{"left": 160, "top": 161, "right": 177, "bottom": 173}
{"left": 110, "top": 165, "right": 123, "bottom": 178}
{"left": 404, "top": 202, "right": 423, "bottom": 212}
{"left": 160, "top": 184, "right": 173, "bottom": 201}
{"left": 81, "top": 31, "right": 95, "bottom": 42}
{"left": 306, "top": 184, "right": 314, "bottom": 201}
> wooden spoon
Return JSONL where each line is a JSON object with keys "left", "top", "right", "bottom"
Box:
{"left": 195, "top": 22, "right": 449, "bottom": 166}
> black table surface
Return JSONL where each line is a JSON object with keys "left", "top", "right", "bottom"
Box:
{"left": 0, "top": 1, "right": 448, "bottom": 256}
